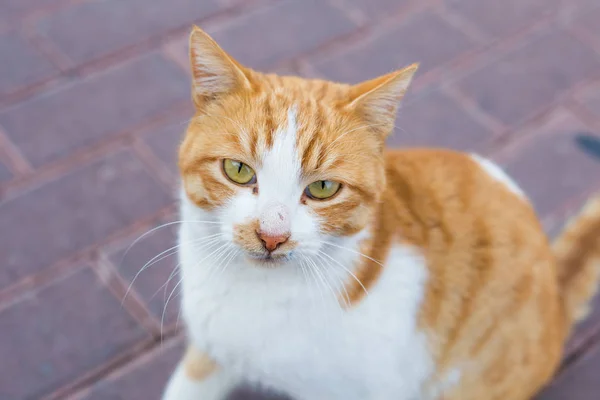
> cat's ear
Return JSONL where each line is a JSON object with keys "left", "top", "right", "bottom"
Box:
{"left": 188, "top": 26, "right": 252, "bottom": 106}
{"left": 346, "top": 63, "right": 419, "bottom": 136}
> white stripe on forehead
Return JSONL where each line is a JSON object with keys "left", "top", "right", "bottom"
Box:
{"left": 257, "top": 108, "right": 303, "bottom": 206}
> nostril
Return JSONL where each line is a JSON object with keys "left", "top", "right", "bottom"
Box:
{"left": 256, "top": 230, "right": 290, "bottom": 252}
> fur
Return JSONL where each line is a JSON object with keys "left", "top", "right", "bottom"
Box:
{"left": 162, "top": 26, "right": 600, "bottom": 400}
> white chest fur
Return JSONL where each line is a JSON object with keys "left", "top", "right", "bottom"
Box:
{"left": 178, "top": 218, "right": 434, "bottom": 400}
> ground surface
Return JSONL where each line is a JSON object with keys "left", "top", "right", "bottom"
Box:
{"left": 1, "top": 0, "right": 600, "bottom": 399}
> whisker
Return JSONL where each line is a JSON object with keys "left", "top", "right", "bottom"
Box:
{"left": 321, "top": 241, "right": 384, "bottom": 268}
{"left": 305, "top": 255, "right": 339, "bottom": 307}
{"left": 314, "top": 252, "right": 351, "bottom": 306}
{"left": 161, "top": 277, "right": 182, "bottom": 341}
{"left": 122, "top": 233, "right": 224, "bottom": 305}
{"left": 318, "top": 249, "right": 369, "bottom": 297}
{"left": 119, "top": 219, "right": 221, "bottom": 269}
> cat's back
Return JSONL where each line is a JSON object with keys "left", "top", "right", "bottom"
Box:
{"left": 381, "top": 149, "right": 568, "bottom": 399}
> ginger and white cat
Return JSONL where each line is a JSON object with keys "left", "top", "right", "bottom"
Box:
{"left": 163, "top": 26, "right": 600, "bottom": 400}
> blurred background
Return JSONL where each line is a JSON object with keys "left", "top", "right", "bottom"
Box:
{"left": 1, "top": 0, "right": 600, "bottom": 399}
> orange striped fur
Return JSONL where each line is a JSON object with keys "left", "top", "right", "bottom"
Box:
{"left": 173, "top": 26, "right": 600, "bottom": 400}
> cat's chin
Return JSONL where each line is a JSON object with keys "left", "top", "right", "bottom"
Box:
{"left": 245, "top": 252, "right": 291, "bottom": 268}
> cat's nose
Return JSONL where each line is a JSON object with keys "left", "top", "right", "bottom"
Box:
{"left": 256, "top": 231, "right": 290, "bottom": 252}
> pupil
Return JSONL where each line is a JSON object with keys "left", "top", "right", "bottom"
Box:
{"left": 321, "top": 181, "right": 326, "bottom": 190}
{"left": 237, "top": 163, "right": 243, "bottom": 174}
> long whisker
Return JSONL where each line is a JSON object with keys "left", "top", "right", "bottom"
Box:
{"left": 305, "top": 255, "right": 339, "bottom": 307}
{"left": 321, "top": 241, "right": 384, "bottom": 268}
{"left": 314, "top": 252, "right": 351, "bottom": 306}
{"left": 119, "top": 219, "right": 220, "bottom": 269}
{"left": 302, "top": 256, "right": 326, "bottom": 308}
{"left": 161, "top": 277, "right": 182, "bottom": 340}
{"left": 318, "top": 249, "right": 369, "bottom": 297}
{"left": 122, "top": 233, "right": 223, "bottom": 305}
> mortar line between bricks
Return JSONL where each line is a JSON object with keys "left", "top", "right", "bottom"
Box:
{"left": 440, "top": 84, "right": 507, "bottom": 136}
{"left": 564, "top": 100, "right": 600, "bottom": 133}
{"left": 0, "top": 205, "right": 176, "bottom": 307}
{"left": 0, "top": 101, "right": 191, "bottom": 200}
{"left": 0, "top": 76, "right": 68, "bottom": 110}
{"left": 43, "top": 336, "right": 159, "bottom": 400}
{"left": 299, "top": 2, "right": 435, "bottom": 68}
{"left": 0, "top": 125, "right": 33, "bottom": 175}
{"left": 432, "top": 5, "right": 491, "bottom": 46}
{"left": 0, "top": 0, "right": 276, "bottom": 109}
{"left": 560, "top": 321, "right": 600, "bottom": 376}
{"left": 398, "top": 19, "right": 556, "bottom": 98}
{"left": 23, "top": 22, "right": 74, "bottom": 72}
{"left": 132, "top": 139, "right": 179, "bottom": 194}
{"left": 64, "top": 334, "right": 184, "bottom": 400}
{"left": 0, "top": 263, "right": 91, "bottom": 315}
{"left": 566, "top": 24, "right": 600, "bottom": 58}
{"left": 326, "top": 0, "right": 369, "bottom": 26}
{"left": 93, "top": 256, "right": 160, "bottom": 336}
{"left": 444, "top": 55, "right": 600, "bottom": 156}
{"left": 0, "top": 0, "right": 87, "bottom": 35}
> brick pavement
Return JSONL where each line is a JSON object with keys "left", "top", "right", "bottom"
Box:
{"left": 0, "top": 0, "right": 599, "bottom": 399}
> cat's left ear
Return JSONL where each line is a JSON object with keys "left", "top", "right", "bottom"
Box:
{"left": 346, "top": 63, "right": 419, "bottom": 137}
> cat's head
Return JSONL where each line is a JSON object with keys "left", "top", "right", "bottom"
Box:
{"left": 179, "top": 26, "right": 417, "bottom": 267}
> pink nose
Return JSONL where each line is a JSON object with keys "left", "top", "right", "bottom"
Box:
{"left": 256, "top": 231, "right": 290, "bottom": 252}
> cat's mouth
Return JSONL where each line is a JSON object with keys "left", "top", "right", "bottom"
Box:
{"left": 246, "top": 251, "right": 291, "bottom": 267}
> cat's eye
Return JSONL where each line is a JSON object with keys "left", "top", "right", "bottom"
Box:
{"left": 223, "top": 159, "right": 256, "bottom": 185}
{"left": 305, "top": 180, "right": 341, "bottom": 200}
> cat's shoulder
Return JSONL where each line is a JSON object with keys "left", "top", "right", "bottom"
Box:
{"left": 383, "top": 148, "right": 526, "bottom": 201}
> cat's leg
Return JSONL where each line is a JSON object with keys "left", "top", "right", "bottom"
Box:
{"left": 163, "top": 345, "right": 237, "bottom": 400}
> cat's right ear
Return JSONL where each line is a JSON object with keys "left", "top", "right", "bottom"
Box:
{"left": 188, "top": 26, "right": 252, "bottom": 107}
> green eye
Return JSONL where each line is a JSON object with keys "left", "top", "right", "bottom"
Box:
{"left": 305, "top": 180, "right": 341, "bottom": 200}
{"left": 223, "top": 159, "right": 256, "bottom": 185}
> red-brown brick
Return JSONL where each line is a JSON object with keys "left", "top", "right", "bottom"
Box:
{"left": 389, "top": 89, "right": 494, "bottom": 151}
{"left": 207, "top": 0, "right": 357, "bottom": 69}
{"left": 78, "top": 338, "right": 183, "bottom": 400}
{"left": 0, "top": 267, "right": 148, "bottom": 399}
{"left": 0, "top": 151, "right": 172, "bottom": 289}
{"left": 313, "top": 11, "right": 476, "bottom": 83}
{"left": 0, "top": 31, "right": 58, "bottom": 97}
{"left": 446, "top": 0, "right": 561, "bottom": 38}
{"left": 35, "top": 0, "right": 223, "bottom": 66}
{"left": 0, "top": 53, "right": 189, "bottom": 167}
{"left": 107, "top": 219, "right": 180, "bottom": 329}
{"left": 458, "top": 30, "right": 600, "bottom": 127}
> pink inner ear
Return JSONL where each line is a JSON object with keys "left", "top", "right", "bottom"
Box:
{"left": 259, "top": 203, "right": 291, "bottom": 236}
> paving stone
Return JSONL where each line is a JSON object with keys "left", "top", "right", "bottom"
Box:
{"left": 458, "top": 30, "right": 600, "bottom": 127}
{"left": 0, "top": 31, "right": 58, "bottom": 96}
{"left": 498, "top": 111, "right": 600, "bottom": 218}
{"left": 36, "top": 0, "right": 222, "bottom": 66}
{"left": 388, "top": 89, "right": 494, "bottom": 151}
{"left": 313, "top": 11, "right": 475, "bottom": 83}
{"left": 536, "top": 342, "right": 600, "bottom": 400}
{"left": 343, "top": 0, "right": 415, "bottom": 21}
{"left": 446, "top": 0, "right": 562, "bottom": 38}
{"left": 0, "top": 0, "right": 68, "bottom": 28}
{"left": 576, "top": 84, "right": 600, "bottom": 120}
{"left": 0, "top": 160, "right": 12, "bottom": 183}
{"left": 0, "top": 151, "right": 173, "bottom": 289}
{"left": 0, "top": 53, "right": 189, "bottom": 167}
{"left": 108, "top": 219, "right": 181, "bottom": 328}
{"left": 0, "top": 267, "right": 147, "bottom": 400}
{"left": 142, "top": 119, "right": 189, "bottom": 176}
{"left": 574, "top": 5, "right": 600, "bottom": 43}
{"left": 206, "top": 0, "right": 357, "bottom": 69}
{"left": 80, "top": 339, "right": 184, "bottom": 400}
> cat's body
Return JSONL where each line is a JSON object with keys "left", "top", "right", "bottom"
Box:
{"left": 163, "top": 27, "right": 600, "bottom": 400}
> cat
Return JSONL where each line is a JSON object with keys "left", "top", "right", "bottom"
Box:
{"left": 162, "top": 25, "right": 600, "bottom": 400}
